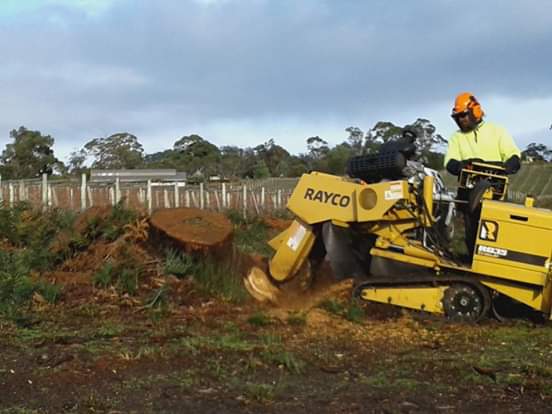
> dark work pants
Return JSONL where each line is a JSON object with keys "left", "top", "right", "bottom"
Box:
{"left": 462, "top": 208, "right": 480, "bottom": 257}
{"left": 457, "top": 187, "right": 480, "bottom": 258}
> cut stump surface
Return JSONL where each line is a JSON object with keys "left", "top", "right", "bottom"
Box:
{"left": 150, "top": 208, "right": 233, "bottom": 254}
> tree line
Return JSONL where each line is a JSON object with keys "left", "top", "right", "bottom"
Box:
{"left": 0, "top": 121, "right": 549, "bottom": 181}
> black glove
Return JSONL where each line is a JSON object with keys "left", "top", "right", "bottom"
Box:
{"left": 446, "top": 158, "right": 483, "bottom": 176}
{"left": 504, "top": 155, "right": 521, "bottom": 175}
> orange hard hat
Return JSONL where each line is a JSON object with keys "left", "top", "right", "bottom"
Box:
{"left": 451, "top": 92, "right": 484, "bottom": 121}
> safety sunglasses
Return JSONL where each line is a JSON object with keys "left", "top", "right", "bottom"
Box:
{"left": 451, "top": 111, "right": 470, "bottom": 119}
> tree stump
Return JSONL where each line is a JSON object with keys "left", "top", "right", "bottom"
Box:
{"left": 149, "top": 208, "right": 233, "bottom": 256}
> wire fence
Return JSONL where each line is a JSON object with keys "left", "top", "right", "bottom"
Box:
{"left": 0, "top": 173, "right": 532, "bottom": 215}
{"left": 0, "top": 174, "right": 298, "bottom": 217}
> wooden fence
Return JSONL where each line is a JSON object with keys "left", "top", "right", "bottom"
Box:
{"left": 0, "top": 174, "right": 298, "bottom": 217}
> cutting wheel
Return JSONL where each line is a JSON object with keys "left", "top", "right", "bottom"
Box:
{"left": 244, "top": 260, "right": 313, "bottom": 304}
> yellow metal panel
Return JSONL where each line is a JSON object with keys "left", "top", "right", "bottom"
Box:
{"left": 357, "top": 180, "right": 411, "bottom": 223}
{"left": 286, "top": 172, "right": 409, "bottom": 225}
{"left": 267, "top": 227, "right": 290, "bottom": 250}
{"left": 482, "top": 280, "right": 545, "bottom": 311}
{"left": 360, "top": 286, "right": 446, "bottom": 314}
{"left": 471, "top": 258, "right": 546, "bottom": 286}
{"left": 269, "top": 220, "right": 315, "bottom": 282}
{"left": 475, "top": 219, "right": 551, "bottom": 269}
{"left": 286, "top": 172, "right": 357, "bottom": 223}
{"left": 481, "top": 200, "right": 552, "bottom": 230}
{"left": 371, "top": 248, "right": 437, "bottom": 269}
{"left": 422, "top": 175, "right": 434, "bottom": 226}
{"left": 543, "top": 276, "right": 552, "bottom": 315}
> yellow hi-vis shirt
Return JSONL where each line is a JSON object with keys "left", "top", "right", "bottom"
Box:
{"left": 444, "top": 121, "right": 521, "bottom": 165}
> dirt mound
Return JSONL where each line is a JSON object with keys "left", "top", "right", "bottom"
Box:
{"left": 262, "top": 216, "right": 292, "bottom": 231}
{"left": 150, "top": 208, "right": 233, "bottom": 255}
{"left": 73, "top": 206, "right": 114, "bottom": 234}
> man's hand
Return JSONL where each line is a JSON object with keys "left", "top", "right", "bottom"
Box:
{"left": 446, "top": 158, "right": 484, "bottom": 176}
{"left": 504, "top": 155, "right": 521, "bottom": 175}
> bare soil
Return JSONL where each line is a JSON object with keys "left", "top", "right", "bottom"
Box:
{"left": 1, "top": 208, "right": 551, "bottom": 413}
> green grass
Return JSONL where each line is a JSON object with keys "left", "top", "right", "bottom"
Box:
{"left": 260, "top": 349, "right": 305, "bottom": 374}
{"left": 233, "top": 219, "right": 273, "bottom": 256}
{"left": 0, "top": 250, "right": 61, "bottom": 318}
{"left": 0, "top": 203, "right": 142, "bottom": 316}
{"left": 163, "top": 249, "right": 194, "bottom": 277}
{"left": 96, "top": 321, "right": 126, "bottom": 338}
{"left": 319, "top": 299, "right": 365, "bottom": 324}
{"left": 361, "top": 321, "right": 552, "bottom": 397}
{"left": 286, "top": 312, "right": 307, "bottom": 327}
{"left": 247, "top": 312, "right": 273, "bottom": 327}
{"left": 92, "top": 248, "right": 144, "bottom": 295}
{"left": 190, "top": 256, "right": 249, "bottom": 303}
{"left": 242, "top": 382, "right": 279, "bottom": 402}
{"left": 175, "top": 333, "right": 255, "bottom": 356}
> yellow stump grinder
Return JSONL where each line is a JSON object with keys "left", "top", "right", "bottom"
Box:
{"left": 245, "top": 132, "right": 552, "bottom": 322}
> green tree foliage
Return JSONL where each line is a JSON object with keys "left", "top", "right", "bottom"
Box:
{"left": 66, "top": 149, "right": 88, "bottom": 175}
{"left": 326, "top": 143, "right": 353, "bottom": 175}
{"left": 521, "top": 143, "right": 552, "bottom": 162}
{"left": 362, "top": 119, "right": 446, "bottom": 169}
{"left": 172, "top": 134, "right": 221, "bottom": 177}
{"left": 364, "top": 121, "right": 403, "bottom": 153}
{"left": 306, "top": 136, "right": 329, "bottom": 160}
{"left": 252, "top": 159, "right": 270, "bottom": 178}
{"left": 345, "top": 127, "right": 364, "bottom": 155}
{"left": 254, "top": 139, "right": 291, "bottom": 177}
{"left": 83, "top": 132, "right": 144, "bottom": 169}
{"left": 0, "top": 127, "right": 60, "bottom": 179}
{"left": 143, "top": 149, "right": 176, "bottom": 168}
{"left": 286, "top": 155, "right": 309, "bottom": 177}
{"left": 219, "top": 146, "right": 245, "bottom": 179}
{"left": 408, "top": 118, "right": 447, "bottom": 165}
{"left": 306, "top": 136, "right": 330, "bottom": 172}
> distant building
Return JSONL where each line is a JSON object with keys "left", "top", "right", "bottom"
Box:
{"left": 90, "top": 169, "right": 187, "bottom": 183}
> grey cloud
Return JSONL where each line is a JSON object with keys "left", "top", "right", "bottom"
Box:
{"left": 1, "top": 0, "right": 551, "bottom": 156}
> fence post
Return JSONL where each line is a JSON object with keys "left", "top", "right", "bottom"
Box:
{"left": 42, "top": 173, "right": 48, "bottom": 211}
{"left": 109, "top": 187, "right": 115, "bottom": 206}
{"left": 87, "top": 186, "right": 93, "bottom": 207}
{"left": 9, "top": 182, "right": 14, "bottom": 207}
{"left": 19, "top": 180, "right": 25, "bottom": 202}
{"left": 50, "top": 185, "right": 57, "bottom": 207}
{"left": 222, "top": 183, "right": 227, "bottom": 209}
{"left": 115, "top": 177, "right": 121, "bottom": 205}
{"left": 261, "top": 187, "right": 265, "bottom": 210}
{"left": 242, "top": 185, "right": 247, "bottom": 219}
{"left": 199, "top": 183, "right": 205, "bottom": 209}
{"left": 277, "top": 189, "right": 282, "bottom": 210}
{"left": 163, "top": 189, "right": 169, "bottom": 208}
{"left": 174, "top": 183, "right": 180, "bottom": 208}
{"left": 185, "top": 190, "right": 190, "bottom": 208}
{"left": 81, "top": 173, "right": 87, "bottom": 211}
{"left": 147, "top": 180, "right": 152, "bottom": 214}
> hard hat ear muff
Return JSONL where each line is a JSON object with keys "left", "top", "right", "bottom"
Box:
{"left": 468, "top": 95, "right": 484, "bottom": 121}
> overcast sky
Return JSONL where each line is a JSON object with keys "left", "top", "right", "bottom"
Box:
{"left": 0, "top": 0, "right": 551, "bottom": 162}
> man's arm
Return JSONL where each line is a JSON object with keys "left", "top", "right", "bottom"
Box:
{"left": 444, "top": 134, "right": 464, "bottom": 175}
{"left": 444, "top": 134, "right": 461, "bottom": 165}
{"left": 497, "top": 125, "right": 521, "bottom": 174}
{"left": 498, "top": 125, "right": 521, "bottom": 161}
